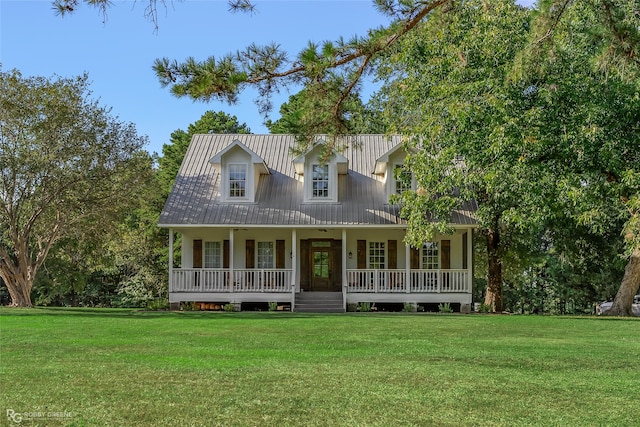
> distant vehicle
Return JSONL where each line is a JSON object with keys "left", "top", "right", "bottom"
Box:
{"left": 596, "top": 295, "right": 640, "bottom": 315}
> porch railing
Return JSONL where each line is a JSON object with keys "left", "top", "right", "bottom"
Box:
{"left": 171, "top": 268, "right": 292, "bottom": 293}
{"left": 346, "top": 269, "right": 469, "bottom": 293}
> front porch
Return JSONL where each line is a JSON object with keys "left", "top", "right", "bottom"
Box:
{"left": 167, "top": 226, "right": 474, "bottom": 311}
{"left": 169, "top": 267, "right": 472, "bottom": 310}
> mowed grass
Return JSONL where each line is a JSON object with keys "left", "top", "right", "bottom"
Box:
{"left": 0, "top": 309, "right": 638, "bottom": 426}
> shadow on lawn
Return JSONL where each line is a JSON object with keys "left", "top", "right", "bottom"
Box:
{"left": 3, "top": 307, "right": 637, "bottom": 321}
{"left": 0, "top": 307, "right": 348, "bottom": 320}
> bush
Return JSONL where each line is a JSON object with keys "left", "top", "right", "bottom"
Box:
{"left": 146, "top": 298, "right": 169, "bottom": 310}
{"left": 478, "top": 303, "right": 492, "bottom": 313}
{"left": 358, "top": 302, "right": 372, "bottom": 312}
{"left": 438, "top": 303, "right": 453, "bottom": 313}
{"left": 113, "top": 278, "right": 154, "bottom": 308}
{"left": 403, "top": 302, "right": 416, "bottom": 312}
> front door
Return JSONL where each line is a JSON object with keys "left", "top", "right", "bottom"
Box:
{"left": 300, "top": 239, "right": 342, "bottom": 291}
{"left": 312, "top": 246, "right": 331, "bottom": 291}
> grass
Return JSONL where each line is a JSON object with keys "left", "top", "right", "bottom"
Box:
{"left": 1, "top": 309, "right": 638, "bottom": 426}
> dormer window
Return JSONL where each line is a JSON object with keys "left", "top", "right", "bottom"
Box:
{"left": 210, "top": 140, "right": 270, "bottom": 203}
{"left": 394, "top": 164, "right": 412, "bottom": 194}
{"left": 294, "top": 141, "right": 347, "bottom": 203}
{"left": 312, "top": 164, "right": 329, "bottom": 198}
{"left": 228, "top": 164, "right": 247, "bottom": 198}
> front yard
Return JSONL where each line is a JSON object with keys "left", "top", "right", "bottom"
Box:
{"left": 1, "top": 309, "right": 638, "bottom": 426}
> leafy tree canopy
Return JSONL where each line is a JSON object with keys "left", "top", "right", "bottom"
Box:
{"left": 0, "top": 68, "right": 152, "bottom": 307}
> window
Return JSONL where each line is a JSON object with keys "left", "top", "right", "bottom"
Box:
{"left": 369, "top": 242, "right": 385, "bottom": 269}
{"left": 204, "top": 241, "right": 222, "bottom": 268}
{"left": 257, "top": 241, "right": 274, "bottom": 268}
{"left": 394, "top": 164, "right": 412, "bottom": 194}
{"left": 228, "top": 164, "right": 247, "bottom": 198}
{"left": 312, "top": 164, "right": 329, "bottom": 198}
{"left": 422, "top": 242, "right": 439, "bottom": 269}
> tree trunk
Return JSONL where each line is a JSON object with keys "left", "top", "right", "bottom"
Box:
{"left": 484, "top": 227, "right": 503, "bottom": 312}
{"left": 3, "top": 274, "right": 34, "bottom": 307}
{"left": 604, "top": 246, "right": 640, "bottom": 316}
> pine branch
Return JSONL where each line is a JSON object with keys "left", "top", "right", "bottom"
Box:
{"left": 153, "top": 0, "right": 450, "bottom": 118}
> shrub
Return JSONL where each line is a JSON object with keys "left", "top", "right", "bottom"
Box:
{"left": 358, "top": 302, "right": 372, "bottom": 312}
{"left": 478, "top": 303, "right": 492, "bottom": 313}
{"left": 146, "top": 298, "right": 169, "bottom": 310}
{"left": 438, "top": 303, "right": 453, "bottom": 313}
{"left": 181, "top": 301, "right": 196, "bottom": 311}
{"left": 403, "top": 302, "right": 416, "bottom": 312}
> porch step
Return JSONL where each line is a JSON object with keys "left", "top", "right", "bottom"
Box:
{"left": 295, "top": 292, "right": 344, "bottom": 313}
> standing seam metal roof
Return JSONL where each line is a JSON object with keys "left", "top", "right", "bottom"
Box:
{"left": 159, "top": 134, "right": 477, "bottom": 227}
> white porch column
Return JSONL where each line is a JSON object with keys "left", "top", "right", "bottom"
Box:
{"left": 291, "top": 229, "right": 297, "bottom": 311}
{"left": 229, "top": 228, "right": 235, "bottom": 281}
{"left": 467, "top": 228, "right": 473, "bottom": 293}
{"left": 168, "top": 228, "right": 174, "bottom": 292}
{"left": 342, "top": 228, "right": 347, "bottom": 311}
{"left": 291, "top": 229, "right": 297, "bottom": 291}
{"left": 405, "top": 241, "right": 411, "bottom": 293}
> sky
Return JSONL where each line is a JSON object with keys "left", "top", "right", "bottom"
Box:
{"left": 1, "top": 0, "right": 535, "bottom": 156}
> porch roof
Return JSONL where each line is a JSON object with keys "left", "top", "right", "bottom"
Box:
{"left": 159, "top": 134, "right": 478, "bottom": 227}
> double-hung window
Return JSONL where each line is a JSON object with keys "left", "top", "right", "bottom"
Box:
{"left": 311, "top": 164, "right": 329, "bottom": 198}
{"left": 228, "top": 164, "right": 247, "bottom": 198}
{"left": 204, "top": 242, "right": 222, "bottom": 268}
{"left": 257, "top": 241, "right": 274, "bottom": 269}
{"left": 422, "top": 242, "right": 439, "bottom": 269}
{"left": 369, "top": 242, "right": 386, "bottom": 269}
{"left": 394, "top": 164, "right": 412, "bottom": 194}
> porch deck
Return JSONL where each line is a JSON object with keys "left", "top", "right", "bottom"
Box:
{"left": 170, "top": 268, "right": 471, "bottom": 306}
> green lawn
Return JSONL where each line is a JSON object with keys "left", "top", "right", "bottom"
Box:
{"left": 0, "top": 309, "right": 638, "bottom": 426}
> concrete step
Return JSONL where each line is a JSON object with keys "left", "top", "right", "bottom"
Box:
{"left": 295, "top": 292, "right": 344, "bottom": 313}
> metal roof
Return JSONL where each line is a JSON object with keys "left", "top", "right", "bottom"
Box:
{"left": 159, "top": 134, "right": 477, "bottom": 227}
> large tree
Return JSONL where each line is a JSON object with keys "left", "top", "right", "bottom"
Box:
{"left": 374, "top": 0, "right": 536, "bottom": 312}
{"left": 518, "top": 0, "right": 640, "bottom": 315}
{"left": 266, "top": 90, "right": 386, "bottom": 136}
{"left": 0, "top": 69, "right": 151, "bottom": 307}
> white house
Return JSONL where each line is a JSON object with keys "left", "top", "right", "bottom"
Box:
{"left": 159, "top": 134, "right": 477, "bottom": 312}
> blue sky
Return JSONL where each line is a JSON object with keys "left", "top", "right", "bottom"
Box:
{"left": 1, "top": 0, "right": 534, "bottom": 155}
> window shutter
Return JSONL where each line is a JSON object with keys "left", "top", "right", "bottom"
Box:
{"left": 357, "top": 240, "right": 366, "bottom": 269}
{"left": 331, "top": 239, "right": 342, "bottom": 289}
{"left": 223, "top": 240, "right": 230, "bottom": 269}
{"left": 276, "top": 240, "right": 285, "bottom": 269}
{"left": 462, "top": 233, "right": 468, "bottom": 270}
{"left": 441, "top": 240, "right": 451, "bottom": 269}
{"left": 193, "top": 240, "right": 202, "bottom": 268}
{"left": 246, "top": 240, "right": 255, "bottom": 268}
{"left": 300, "top": 240, "right": 310, "bottom": 290}
{"left": 410, "top": 247, "right": 420, "bottom": 269}
{"left": 388, "top": 240, "right": 397, "bottom": 269}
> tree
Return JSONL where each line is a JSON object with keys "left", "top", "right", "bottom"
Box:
{"left": 266, "top": 91, "right": 386, "bottom": 135}
{"left": 518, "top": 0, "right": 640, "bottom": 315}
{"left": 373, "top": 0, "right": 536, "bottom": 312}
{"left": 0, "top": 69, "right": 151, "bottom": 307}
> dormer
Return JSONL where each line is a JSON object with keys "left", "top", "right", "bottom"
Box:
{"left": 373, "top": 144, "right": 415, "bottom": 198}
{"left": 209, "top": 140, "right": 270, "bottom": 203}
{"left": 293, "top": 142, "right": 348, "bottom": 203}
